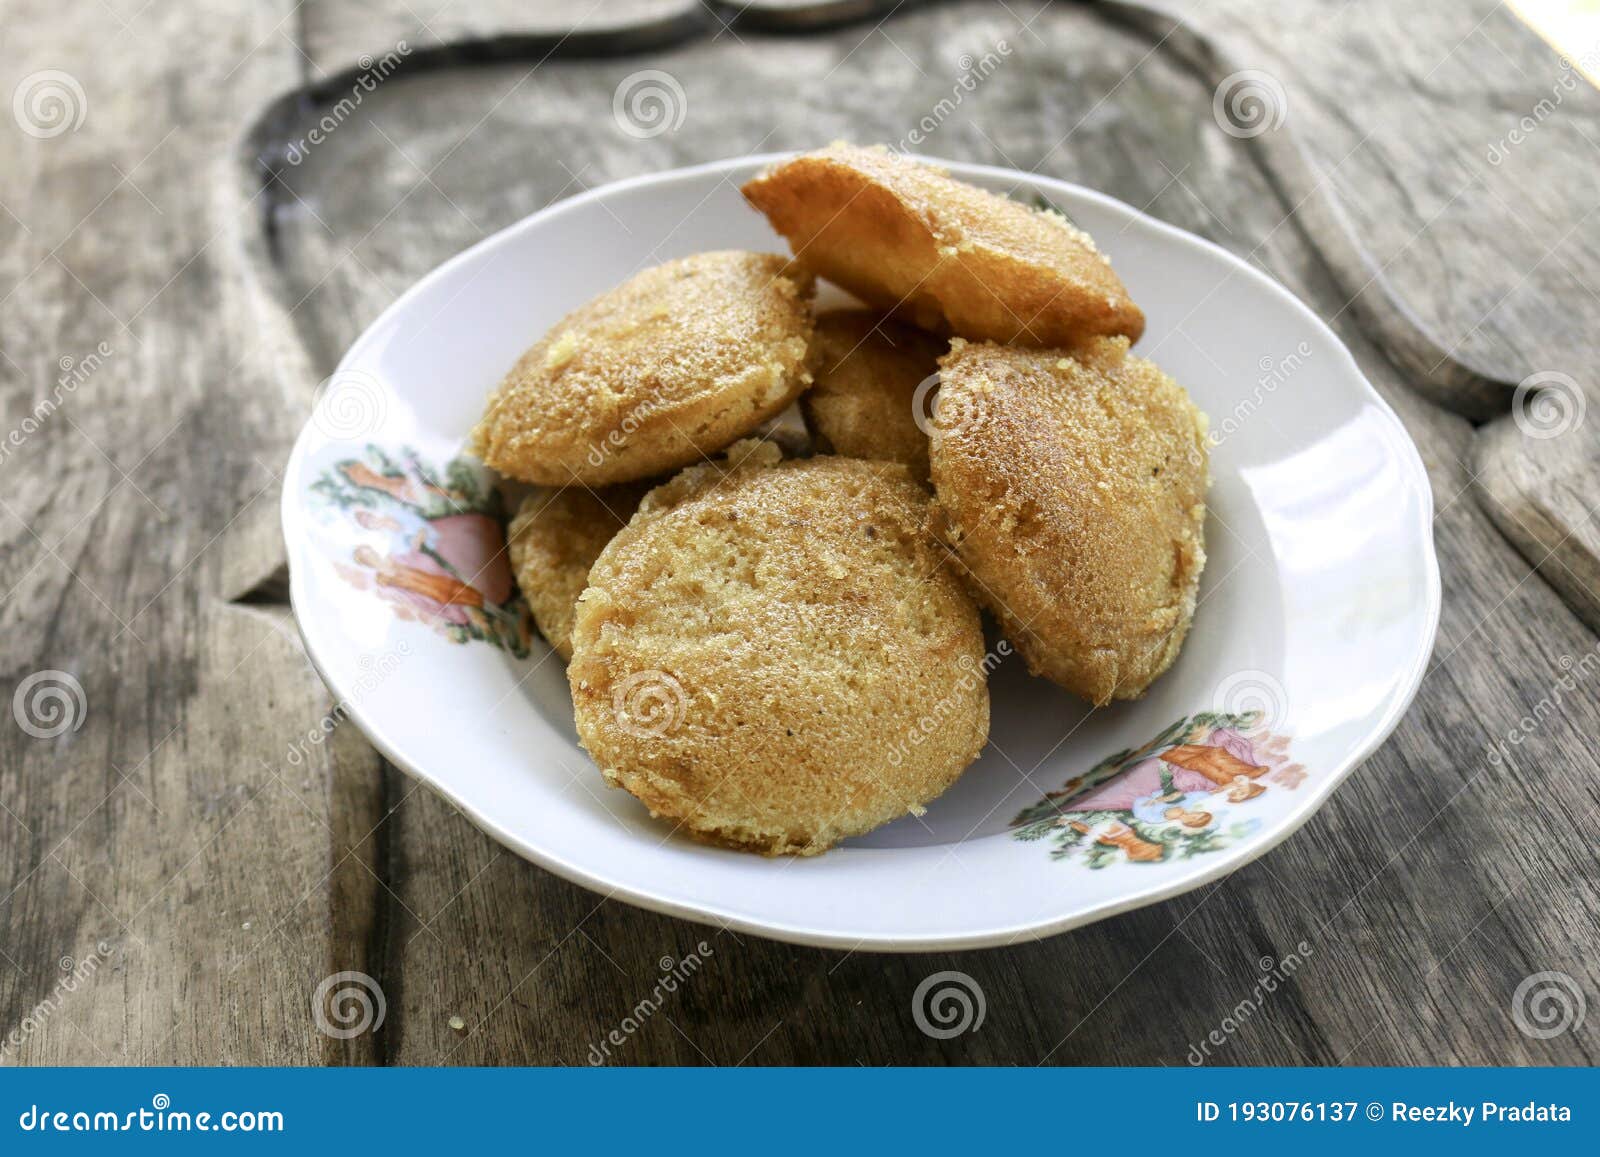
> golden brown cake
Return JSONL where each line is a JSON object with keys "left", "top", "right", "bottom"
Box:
{"left": 929, "top": 337, "right": 1208, "bottom": 705}
{"left": 507, "top": 482, "right": 649, "bottom": 660}
{"left": 801, "top": 310, "right": 944, "bottom": 480}
{"left": 472, "top": 251, "right": 815, "bottom": 485}
{"left": 568, "top": 453, "right": 990, "bottom": 855}
{"left": 742, "top": 144, "right": 1142, "bottom": 347}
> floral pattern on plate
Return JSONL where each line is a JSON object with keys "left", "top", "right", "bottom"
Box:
{"left": 310, "top": 445, "right": 532, "bottom": 655}
{"left": 1010, "top": 709, "right": 1304, "bottom": 868}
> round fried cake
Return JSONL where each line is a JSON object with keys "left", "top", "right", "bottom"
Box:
{"left": 568, "top": 454, "right": 990, "bottom": 855}
{"left": 742, "top": 144, "right": 1142, "bottom": 348}
{"left": 472, "top": 250, "right": 815, "bottom": 486}
{"left": 801, "top": 310, "right": 945, "bottom": 480}
{"left": 507, "top": 482, "right": 649, "bottom": 661}
{"left": 929, "top": 338, "right": 1209, "bottom": 705}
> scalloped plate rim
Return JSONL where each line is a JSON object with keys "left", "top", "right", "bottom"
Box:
{"left": 280, "top": 151, "right": 1442, "bottom": 951}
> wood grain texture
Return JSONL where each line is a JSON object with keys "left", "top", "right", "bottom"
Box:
{"left": 1110, "top": 0, "right": 1600, "bottom": 643}
{"left": 1474, "top": 404, "right": 1600, "bottom": 635}
{"left": 1, "top": 0, "right": 1597, "bottom": 1067}
{"left": 1132, "top": 0, "right": 1600, "bottom": 417}
{"left": 0, "top": 0, "right": 366, "bottom": 1066}
{"left": 301, "top": 0, "right": 707, "bottom": 70}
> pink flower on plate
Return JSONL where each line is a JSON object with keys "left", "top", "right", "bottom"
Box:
{"left": 1068, "top": 756, "right": 1217, "bottom": 813}
{"left": 424, "top": 513, "right": 513, "bottom": 605}
{"left": 1210, "top": 726, "right": 1266, "bottom": 768}
{"left": 353, "top": 513, "right": 512, "bottom": 625}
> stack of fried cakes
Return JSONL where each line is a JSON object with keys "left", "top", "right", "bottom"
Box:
{"left": 473, "top": 145, "right": 1209, "bottom": 855}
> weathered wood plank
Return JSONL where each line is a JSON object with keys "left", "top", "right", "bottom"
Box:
{"left": 1113, "top": 0, "right": 1600, "bottom": 640}
{"left": 1132, "top": 0, "right": 1600, "bottom": 417}
{"left": 248, "top": 0, "right": 1600, "bottom": 1065}
{"left": 1474, "top": 410, "right": 1600, "bottom": 636}
{"left": 300, "top": 0, "right": 708, "bottom": 78}
{"left": 0, "top": 1, "right": 384, "bottom": 1065}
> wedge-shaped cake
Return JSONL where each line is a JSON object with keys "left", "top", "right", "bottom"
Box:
{"left": 743, "top": 144, "right": 1142, "bottom": 347}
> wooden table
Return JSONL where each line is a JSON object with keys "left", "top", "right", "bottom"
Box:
{"left": 2, "top": 0, "right": 1597, "bottom": 1065}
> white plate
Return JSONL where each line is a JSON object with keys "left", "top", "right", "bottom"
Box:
{"left": 281, "top": 154, "right": 1440, "bottom": 951}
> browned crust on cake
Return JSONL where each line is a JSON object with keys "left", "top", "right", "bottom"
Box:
{"left": 742, "top": 144, "right": 1143, "bottom": 348}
